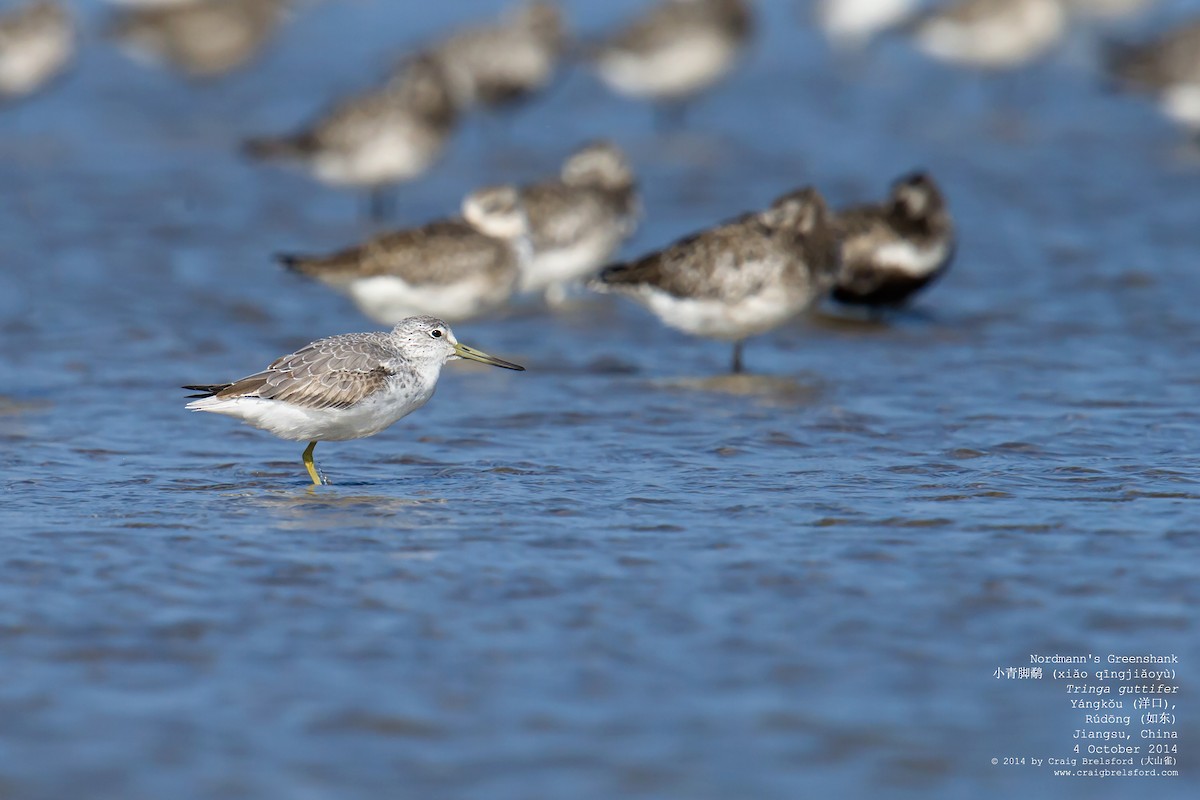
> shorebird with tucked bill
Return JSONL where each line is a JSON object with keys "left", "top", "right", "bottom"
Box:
{"left": 184, "top": 316, "right": 525, "bottom": 486}
{"left": 277, "top": 185, "right": 529, "bottom": 325}
{"left": 907, "top": 0, "right": 1067, "bottom": 70}
{"left": 427, "top": 0, "right": 565, "bottom": 113}
{"left": 589, "top": 0, "right": 753, "bottom": 129}
{"left": 0, "top": 0, "right": 73, "bottom": 102}
{"left": 518, "top": 140, "right": 639, "bottom": 303}
{"left": 830, "top": 172, "right": 955, "bottom": 309}
{"left": 244, "top": 52, "right": 461, "bottom": 221}
{"left": 591, "top": 187, "right": 838, "bottom": 374}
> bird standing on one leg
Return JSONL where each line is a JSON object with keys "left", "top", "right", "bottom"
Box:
{"left": 591, "top": 187, "right": 839, "bottom": 374}
{"left": 183, "top": 316, "right": 525, "bottom": 486}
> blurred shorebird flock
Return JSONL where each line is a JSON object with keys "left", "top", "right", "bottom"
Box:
{"left": 1, "top": 0, "right": 1196, "bottom": 483}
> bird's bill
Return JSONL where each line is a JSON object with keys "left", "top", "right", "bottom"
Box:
{"left": 453, "top": 342, "right": 525, "bottom": 371}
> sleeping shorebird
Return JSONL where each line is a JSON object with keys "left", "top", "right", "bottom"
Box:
{"left": 108, "top": 0, "right": 288, "bottom": 79}
{"left": 428, "top": 0, "right": 565, "bottom": 112}
{"left": 518, "top": 140, "right": 639, "bottom": 302}
{"left": 244, "top": 53, "right": 461, "bottom": 221}
{"left": 589, "top": 0, "right": 754, "bottom": 128}
{"left": 0, "top": 0, "right": 73, "bottom": 102}
{"left": 591, "top": 187, "right": 838, "bottom": 374}
{"left": 1106, "top": 18, "right": 1200, "bottom": 132}
{"left": 277, "top": 185, "right": 529, "bottom": 325}
{"left": 815, "top": 0, "right": 918, "bottom": 50}
{"left": 908, "top": 0, "right": 1067, "bottom": 70}
{"left": 183, "top": 316, "right": 524, "bottom": 486}
{"left": 830, "top": 172, "right": 955, "bottom": 309}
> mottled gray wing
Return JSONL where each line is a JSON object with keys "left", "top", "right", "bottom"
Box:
{"left": 215, "top": 333, "right": 397, "bottom": 410}
{"left": 287, "top": 220, "right": 511, "bottom": 286}
{"left": 362, "top": 221, "right": 511, "bottom": 284}
{"left": 600, "top": 215, "right": 785, "bottom": 301}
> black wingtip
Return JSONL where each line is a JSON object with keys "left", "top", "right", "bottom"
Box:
{"left": 182, "top": 384, "right": 228, "bottom": 399}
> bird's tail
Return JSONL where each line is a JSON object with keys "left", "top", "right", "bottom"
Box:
{"left": 242, "top": 133, "right": 315, "bottom": 162}
{"left": 182, "top": 384, "right": 232, "bottom": 399}
{"left": 1100, "top": 39, "right": 1146, "bottom": 90}
{"left": 587, "top": 261, "right": 637, "bottom": 294}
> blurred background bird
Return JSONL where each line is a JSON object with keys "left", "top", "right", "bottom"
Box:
{"left": 592, "top": 186, "right": 838, "bottom": 374}
{"left": 518, "top": 140, "right": 640, "bottom": 305}
{"left": 588, "top": 0, "right": 754, "bottom": 130}
{"left": 107, "top": 0, "right": 290, "bottom": 80}
{"left": 426, "top": 0, "right": 566, "bottom": 114}
{"left": 243, "top": 52, "right": 463, "bottom": 221}
{"left": 277, "top": 185, "right": 529, "bottom": 324}
{"left": 0, "top": 0, "right": 73, "bottom": 102}
{"left": 830, "top": 172, "right": 955, "bottom": 310}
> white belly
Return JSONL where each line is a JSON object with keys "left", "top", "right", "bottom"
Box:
{"left": 313, "top": 126, "right": 441, "bottom": 188}
{"left": 597, "top": 33, "right": 738, "bottom": 100}
{"left": 915, "top": 0, "right": 1065, "bottom": 68}
{"left": 187, "top": 382, "right": 435, "bottom": 442}
{"left": 638, "top": 283, "right": 805, "bottom": 341}
{"left": 347, "top": 272, "right": 514, "bottom": 324}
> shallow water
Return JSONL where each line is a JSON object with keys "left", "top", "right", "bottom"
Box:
{"left": 1, "top": 1, "right": 1198, "bottom": 798}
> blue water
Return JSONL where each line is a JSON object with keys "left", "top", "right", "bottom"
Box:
{"left": 1, "top": 1, "right": 1198, "bottom": 797}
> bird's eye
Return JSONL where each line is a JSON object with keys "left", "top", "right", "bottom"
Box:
{"left": 430, "top": 329, "right": 443, "bottom": 339}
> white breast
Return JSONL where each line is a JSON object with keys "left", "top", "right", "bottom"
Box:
{"left": 872, "top": 240, "right": 950, "bottom": 278}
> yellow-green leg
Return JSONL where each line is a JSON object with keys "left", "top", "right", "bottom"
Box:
{"left": 302, "top": 440, "right": 323, "bottom": 486}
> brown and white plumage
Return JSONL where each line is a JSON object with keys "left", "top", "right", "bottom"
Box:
{"left": 908, "top": 0, "right": 1066, "bottom": 70}
{"left": 278, "top": 185, "right": 529, "bottom": 324}
{"left": 184, "top": 315, "right": 524, "bottom": 485}
{"left": 244, "top": 53, "right": 460, "bottom": 202}
{"left": 592, "top": 187, "right": 838, "bottom": 372}
{"left": 428, "top": 0, "right": 565, "bottom": 110}
{"left": 109, "top": 0, "right": 286, "bottom": 79}
{"left": 831, "top": 172, "right": 955, "bottom": 308}
{"left": 518, "top": 141, "right": 639, "bottom": 298}
{"left": 0, "top": 0, "right": 73, "bottom": 101}
{"left": 591, "top": 0, "right": 753, "bottom": 106}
